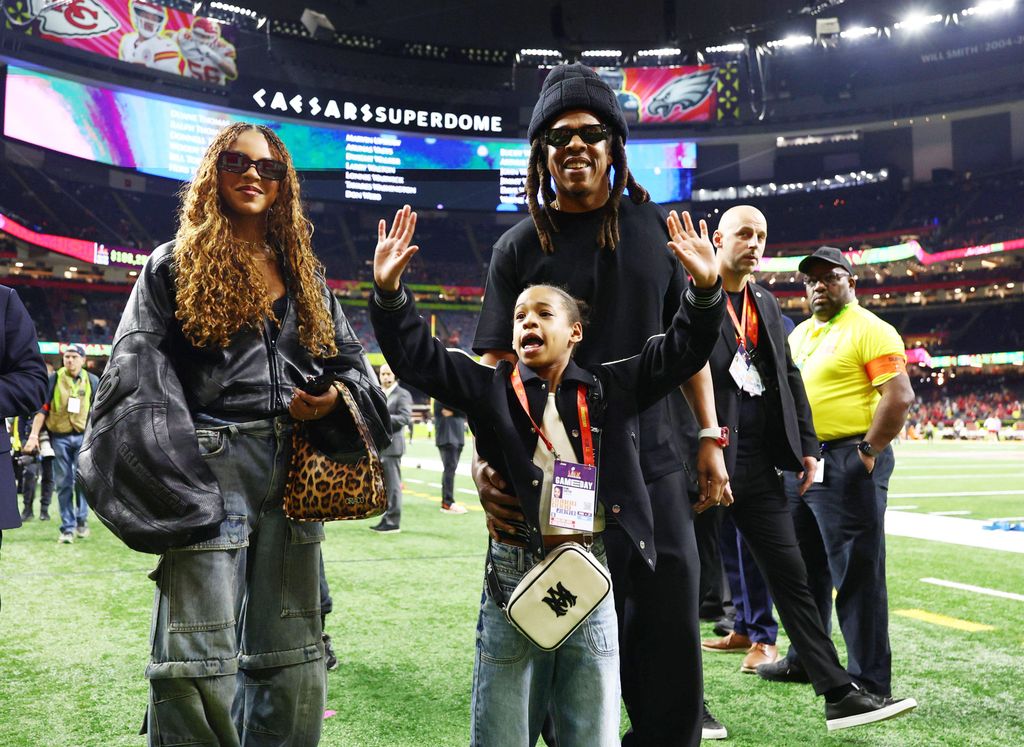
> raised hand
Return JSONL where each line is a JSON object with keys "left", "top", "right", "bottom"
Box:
{"left": 667, "top": 210, "right": 719, "bottom": 289}
{"left": 374, "top": 204, "right": 419, "bottom": 291}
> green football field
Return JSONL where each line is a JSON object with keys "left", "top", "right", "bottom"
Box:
{"left": 1, "top": 437, "right": 1022, "bottom": 746}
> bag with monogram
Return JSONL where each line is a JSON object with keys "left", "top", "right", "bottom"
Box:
{"left": 283, "top": 379, "right": 387, "bottom": 522}
{"left": 487, "top": 540, "right": 612, "bottom": 651}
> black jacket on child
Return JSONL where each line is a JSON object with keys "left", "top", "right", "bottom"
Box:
{"left": 369, "top": 280, "right": 725, "bottom": 568}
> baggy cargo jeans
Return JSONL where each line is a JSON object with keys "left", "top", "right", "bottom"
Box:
{"left": 145, "top": 415, "right": 326, "bottom": 746}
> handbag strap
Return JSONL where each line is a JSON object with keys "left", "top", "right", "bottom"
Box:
{"left": 332, "top": 380, "right": 378, "bottom": 458}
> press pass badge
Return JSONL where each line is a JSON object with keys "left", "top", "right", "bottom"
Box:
{"left": 67, "top": 397, "right": 82, "bottom": 415}
{"left": 813, "top": 458, "right": 825, "bottom": 483}
{"left": 549, "top": 460, "right": 598, "bottom": 532}
{"left": 728, "top": 348, "right": 764, "bottom": 396}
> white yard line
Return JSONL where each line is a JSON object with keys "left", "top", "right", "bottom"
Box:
{"left": 889, "top": 490, "right": 1024, "bottom": 498}
{"left": 920, "top": 577, "right": 1024, "bottom": 602}
{"left": 886, "top": 510, "right": 1024, "bottom": 554}
{"left": 928, "top": 510, "right": 972, "bottom": 516}
{"left": 895, "top": 473, "right": 1022, "bottom": 480}
{"left": 887, "top": 505, "right": 918, "bottom": 511}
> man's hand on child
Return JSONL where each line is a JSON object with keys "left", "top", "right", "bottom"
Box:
{"left": 667, "top": 210, "right": 719, "bottom": 290}
{"left": 374, "top": 204, "right": 419, "bottom": 292}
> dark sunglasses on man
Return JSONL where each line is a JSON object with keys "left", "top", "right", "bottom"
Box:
{"left": 217, "top": 150, "right": 288, "bottom": 181}
{"left": 543, "top": 124, "right": 611, "bottom": 148}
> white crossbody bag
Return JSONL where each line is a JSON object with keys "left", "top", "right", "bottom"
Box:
{"left": 486, "top": 539, "right": 611, "bottom": 651}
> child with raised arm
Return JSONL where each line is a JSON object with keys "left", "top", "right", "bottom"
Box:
{"left": 369, "top": 205, "right": 725, "bottom": 747}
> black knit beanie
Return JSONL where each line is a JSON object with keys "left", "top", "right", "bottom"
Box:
{"left": 527, "top": 63, "right": 629, "bottom": 144}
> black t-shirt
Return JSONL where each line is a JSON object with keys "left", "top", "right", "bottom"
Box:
{"left": 725, "top": 289, "right": 775, "bottom": 465}
{"left": 473, "top": 199, "right": 692, "bottom": 482}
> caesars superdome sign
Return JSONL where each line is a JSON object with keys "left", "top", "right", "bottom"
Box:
{"left": 241, "top": 85, "right": 511, "bottom": 136}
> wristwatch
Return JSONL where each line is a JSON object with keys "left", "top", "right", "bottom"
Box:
{"left": 698, "top": 426, "right": 730, "bottom": 448}
{"left": 858, "top": 440, "right": 880, "bottom": 458}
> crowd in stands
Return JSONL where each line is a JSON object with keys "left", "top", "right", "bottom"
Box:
{"left": 907, "top": 373, "right": 1024, "bottom": 434}
{"left": 2, "top": 157, "right": 1023, "bottom": 360}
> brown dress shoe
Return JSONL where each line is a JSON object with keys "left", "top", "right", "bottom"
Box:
{"left": 701, "top": 631, "right": 752, "bottom": 652}
{"left": 741, "top": 642, "right": 779, "bottom": 673}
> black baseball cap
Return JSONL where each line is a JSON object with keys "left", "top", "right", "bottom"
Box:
{"left": 798, "top": 246, "right": 854, "bottom": 275}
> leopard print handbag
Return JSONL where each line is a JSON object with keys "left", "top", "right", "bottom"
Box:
{"left": 284, "top": 381, "right": 387, "bottom": 522}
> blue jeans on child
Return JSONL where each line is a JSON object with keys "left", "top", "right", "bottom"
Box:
{"left": 145, "top": 415, "right": 326, "bottom": 747}
{"left": 470, "top": 537, "right": 620, "bottom": 747}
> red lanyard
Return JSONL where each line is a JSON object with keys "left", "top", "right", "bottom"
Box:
{"left": 725, "top": 286, "right": 759, "bottom": 351}
{"left": 510, "top": 365, "right": 595, "bottom": 466}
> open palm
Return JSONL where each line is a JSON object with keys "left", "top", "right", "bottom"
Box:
{"left": 667, "top": 210, "right": 718, "bottom": 289}
{"left": 374, "top": 204, "right": 419, "bottom": 291}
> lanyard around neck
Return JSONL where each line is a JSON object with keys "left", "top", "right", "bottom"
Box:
{"left": 793, "top": 303, "right": 850, "bottom": 368}
{"left": 725, "top": 286, "right": 759, "bottom": 350}
{"left": 510, "top": 365, "right": 594, "bottom": 466}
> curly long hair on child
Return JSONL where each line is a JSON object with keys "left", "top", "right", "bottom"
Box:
{"left": 172, "top": 122, "right": 337, "bottom": 356}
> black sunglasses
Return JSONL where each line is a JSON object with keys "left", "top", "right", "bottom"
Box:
{"left": 217, "top": 150, "right": 287, "bottom": 181}
{"left": 543, "top": 124, "right": 611, "bottom": 148}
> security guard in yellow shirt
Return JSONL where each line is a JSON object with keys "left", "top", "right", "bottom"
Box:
{"left": 759, "top": 247, "right": 916, "bottom": 711}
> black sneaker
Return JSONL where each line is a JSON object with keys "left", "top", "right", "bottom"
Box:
{"left": 757, "top": 656, "right": 811, "bottom": 683}
{"left": 702, "top": 701, "right": 728, "bottom": 740}
{"left": 20, "top": 510, "right": 33, "bottom": 521}
{"left": 825, "top": 686, "right": 917, "bottom": 731}
{"left": 39, "top": 511, "right": 50, "bottom": 521}
{"left": 370, "top": 522, "right": 400, "bottom": 534}
{"left": 322, "top": 633, "right": 339, "bottom": 672}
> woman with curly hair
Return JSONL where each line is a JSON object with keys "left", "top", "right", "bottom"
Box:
{"left": 112, "top": 122, "right": 369, "bottom": 746}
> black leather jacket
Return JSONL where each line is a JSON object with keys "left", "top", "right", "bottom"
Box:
{"left": 78, "top": 241, "right": 383, "bottom": 553}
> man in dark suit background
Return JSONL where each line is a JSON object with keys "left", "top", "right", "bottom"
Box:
{"left": 0, "top": 285, "right": 49, "bottom": 565}
{"left": 372, "top": 363, "right": 413, "bottom": 534}
{"left": 434, "top": 400, "right": 467, "bottom": 515}
{"left": 698, "top": 206, "right": 913, "bottom": 731}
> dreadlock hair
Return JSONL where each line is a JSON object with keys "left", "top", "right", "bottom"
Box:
{"left": 173, "top": 122, "right": 338, "bottom": 357}
{"left": 525, "top": 132, "right": 650, "bottom": 254}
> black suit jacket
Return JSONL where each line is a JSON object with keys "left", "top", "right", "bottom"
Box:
{"left": 710, "top": 282, "right": 818, "bottom": 476}
{"left": 433, "top": 400, "right": 466, "bottom": 448}
{"left": 0, "top": 286, "right": 48, "bottom": 530}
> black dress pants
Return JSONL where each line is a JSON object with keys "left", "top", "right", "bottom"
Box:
{"left": 785, "top": 445, "right": 895, "bottom": 696}
{"left": 604, "top": 469, "right": 703, "bottom": 747}
{"left": 727, "top": 456, "right": 852, "bottom": 695}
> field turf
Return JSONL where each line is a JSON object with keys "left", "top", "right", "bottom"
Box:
{"left": 1, "top": 437, "right": 1021, "bottom": 746}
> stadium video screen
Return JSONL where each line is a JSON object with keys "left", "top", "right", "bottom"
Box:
{"left": 2, "top": 65, "right": 696, "bottom": 211}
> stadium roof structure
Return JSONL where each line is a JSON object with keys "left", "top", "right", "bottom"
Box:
{"left": 229, "top": 0, "right": 1000, "bottom": 57}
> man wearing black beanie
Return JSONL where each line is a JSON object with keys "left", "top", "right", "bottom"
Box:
{"left": 472, "top": 62, "right": 729, "bottom": 746}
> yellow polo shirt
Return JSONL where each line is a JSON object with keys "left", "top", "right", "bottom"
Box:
{"left": 789, "top": 302, "right": 906, "bottom": 442}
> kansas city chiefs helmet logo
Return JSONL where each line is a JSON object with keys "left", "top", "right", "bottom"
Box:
{"left": 646, "top": 69, "right": 718, "bottom": 118}
{"left": 19, "top": 0, "right": 118, "bottom": 38}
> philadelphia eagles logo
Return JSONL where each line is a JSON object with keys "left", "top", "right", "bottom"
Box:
{"left": 646, "top": 68, "right": 718, "bottom": 118}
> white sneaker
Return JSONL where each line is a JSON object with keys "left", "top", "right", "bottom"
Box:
{"left": 440, "top": 503, "right": 468, "bottom": 514}
{"left": 75, "top": 526, "right": 90, "bottom": 538}
{"left": 58, "top": 533, "right": 74, "bottom": 544}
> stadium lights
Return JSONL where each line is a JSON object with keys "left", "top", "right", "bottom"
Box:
{"left": 766, "top": 35, "right": 813, "bottom": 49}
{"left": 519, "top": 48, "right": 562, "bottom": 57}
{"left": 636, "top": 47, "right": 682, "bottom": 57}
{"left": 580, "top": 49, "right": 623, "bottom": 57}
{"left": 894, "top": 12, "right": 944, "bottom": 31}
{"left": 962, "top": 0, "right": 1016, "bottom": 15}
{"left": 840, "top": 26, "right": 878, "bottom": 39}
{"left": 705, "top": 42, "right": 745, "bottom": 53}
{"left": 209, "top": 1, "right": 257, "bottom": 17}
